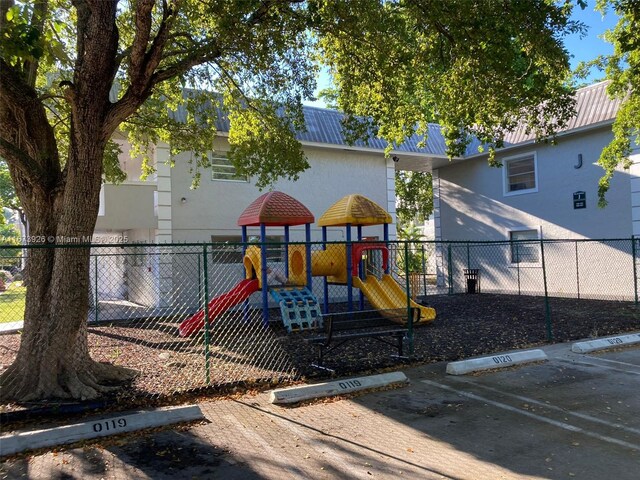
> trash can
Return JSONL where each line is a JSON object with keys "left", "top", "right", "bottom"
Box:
{"left": 464, "top": 269, "right": 480, "bottom": 294}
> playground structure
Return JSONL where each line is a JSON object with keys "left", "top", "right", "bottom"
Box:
{"left": 179, "top": 192, "right": 436, "bottom": 337}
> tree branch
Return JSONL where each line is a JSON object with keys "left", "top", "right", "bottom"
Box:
{"left": 127, "top": 0, "right": 177, "bottom": 96}
{"left": 0, "top": 137, "right": 49, "bottom": 185}
{"left": 102, "top": 39, "right": 222, "bottom": 138}
{"left": 102, "top": 0, "right": 180, "bottom": 138}
{"left": 210, "top": 60, "right": 263, "bottom": 117}
{"left": 0, "top": 59, "right": 61, "bottom": 185}
{"left": 23, "top": 0, "right": 49, "bottom": 87}
{"left": 129, "top": 0, "right": 155, "bottom": 80}
{"left": 150, "top": 45, "right": 222, "bottom": 85}
{"left": 102, "top": 0, "right": 297, "bottom": 138}
{"left": 142, "top": 0, "right": 177, "bottom": 80}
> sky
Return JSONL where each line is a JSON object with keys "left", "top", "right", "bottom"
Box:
{"left": 306, "top": 3, "right": 619, "bottom": 108}
{"left": 564, "top": 2, "right": 619, "bottom": 82}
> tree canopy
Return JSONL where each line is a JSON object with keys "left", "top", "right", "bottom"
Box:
{"left": 1, "top": 0, "right": 583, "bottom": 189}
{"left": 395, "top": 170, "right": 433, "bottom": 227}
{"left": 585, "top": 0, "right": 640, "bottom": 207}
{"left": 318, "top": 0, "right": 582, "bottom": 162}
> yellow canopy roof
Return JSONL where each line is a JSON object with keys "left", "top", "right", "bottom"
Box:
{"left": 318, "top": 194, "right": 393, "bottom": 227}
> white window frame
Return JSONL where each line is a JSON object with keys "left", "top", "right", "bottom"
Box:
{"left": 211, "top": 155, "right": 248, "bottom": 183}
{"left": 508, "top": 227, "right": 541, "bottom": 266}
{"left": 211, "top": 235, "right": 284, "bottom": 263}
{"left": 502, "top": 152, "right": 538, "bottom": 197}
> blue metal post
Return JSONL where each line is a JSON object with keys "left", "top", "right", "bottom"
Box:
{"left": 284, "top": 225, "right": 290, "bottom": 278}
{"left": 357, "top": 225, "right": 364, "bottom": 310}
{"left": 260, "top": 223, "right": 269, "bottom": 326}
{"left": 322, "top": 226, "right": 329, "bottom": 314}
{"left": 346, "top": 223, "right": 353, "bottom": 311}
{"left": 383, "top": 223, "right": 390, "bottom": 274}
{"left": 305, "top": 223, "right": 312, "bottom": 289}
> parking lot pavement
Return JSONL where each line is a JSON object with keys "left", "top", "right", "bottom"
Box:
{"left": 2, "top": 340, "right": 639, "bottom": 479}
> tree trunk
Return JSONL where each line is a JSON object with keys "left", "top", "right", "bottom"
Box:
{"left": 1, "top": 140, "right": 136, "bottom": 402}
{"left": 0, "top": 149, "right": 133, "bottom": 401}
{"left": 0, "top": 0, "right": 138, "bottom": 399}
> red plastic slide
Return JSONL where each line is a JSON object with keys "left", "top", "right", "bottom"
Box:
{"left": 179, "top": 279, "right": 260, "bottom": 337}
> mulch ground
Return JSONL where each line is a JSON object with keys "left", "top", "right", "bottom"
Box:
{"left": 280, "top": 293, "right": 640, "bottom": 377}
{"left": 1, "top": 293, "right": 639, "bottom": 418}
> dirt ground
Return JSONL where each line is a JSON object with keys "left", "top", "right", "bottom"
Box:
{"left": 1, "top": 293, "right": 639, "bottom": 417}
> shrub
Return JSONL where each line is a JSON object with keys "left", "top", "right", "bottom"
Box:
{"left": 0, "top": 270, "right": 14, "bottom": 283}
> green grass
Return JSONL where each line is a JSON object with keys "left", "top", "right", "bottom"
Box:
{"left": 0, "top": 281, "right": 26, "bottom": 323}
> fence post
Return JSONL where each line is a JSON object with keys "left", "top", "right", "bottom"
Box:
{"left": 94, "top": 254, "right": 99, "bottom": 323}
{"left": 466, "top": 242, "right": 470, "bottom": 271}
{"left": 203, "top": 244, "right": 211, "bottom": 385}
{"left": 421, "top": 243, "right": 427, "bottom": 297}
{"left": 575, "top": 241, "right": 580, "bottom": 299}
{"left": 540, "top": 238, "right": 552, "bottom": 341}
{"left": 404, "top": 241, "right": 413, "bottom": 355}
{"left": 447, "top": 244, "right": 453, "bottom": 294}
{"left": 632, "top": 236, "right": 638, "bottom": 306}
{"left": 197, "top": 253, "right": 202, "bottom": 305}
{"left": 516, "top": 242, "right": 521, "bottom": 295}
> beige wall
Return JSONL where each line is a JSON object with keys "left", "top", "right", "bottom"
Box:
{"left": 96, "top": 183, "right": 157, "bottom": 231}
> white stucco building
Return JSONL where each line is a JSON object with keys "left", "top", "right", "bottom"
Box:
{"left": 92, "top": 105, "right": 433, "bottom": 308}
{"left": 92, "top": 82, "right": 639, "bottom": 306}
{"left": 94, "top": 105, "right": 454, "bottom": 245}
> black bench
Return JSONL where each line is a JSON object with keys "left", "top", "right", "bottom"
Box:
{"left": 305, "top": 307, "right": 421, "bottom": 371}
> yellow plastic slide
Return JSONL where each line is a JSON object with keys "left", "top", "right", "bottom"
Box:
{"left": 352, "top": 274, "right": 436, "bottom": 324}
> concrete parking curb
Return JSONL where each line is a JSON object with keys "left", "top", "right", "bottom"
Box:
{"left": 270, "top": 371, "right": 408, "bottom": 404}
{"left": 446, "top": 349, "right": 548, "bottom": 375}
{"left": 0, "top": 405, "right": 204, "bottom": 457}
{"left": 571, "top": 332, "right": 640, "bottom": 354}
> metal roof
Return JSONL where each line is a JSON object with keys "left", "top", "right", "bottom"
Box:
{"left": 172, "top": 81, "right": 620, "bottom": 160}
{"left": 180, "top": 100, "right": 449, "bottom": 156}
{"left": 296, "top": 107, "right": 450, "bottom": 156}
{"left": 499, "top": 81, "right": 621, "bottom": 147}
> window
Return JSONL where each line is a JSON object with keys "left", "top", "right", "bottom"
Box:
{"left": 211, "top": 235, "right": 284, "bottom": 263}
{"left": 211, "top": 155, "right": 248, "bottom": 182}
{"left": 510, "top": 229, "right": 540, "bottom": 264}
{"left": 503, "top": 153, "right": 537, "bottom": 195}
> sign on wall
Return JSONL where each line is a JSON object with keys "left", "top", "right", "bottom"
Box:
{"left": 573, "top": 191, "right": 586, "bottom": 209}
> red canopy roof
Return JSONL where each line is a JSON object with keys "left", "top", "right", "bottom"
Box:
{"left": 237, "top": 191, "right": 315, "bottom": 227}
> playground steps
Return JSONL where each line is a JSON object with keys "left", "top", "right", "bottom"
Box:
{"left": 270, "top": 287, "right": 323, "bottom": 333}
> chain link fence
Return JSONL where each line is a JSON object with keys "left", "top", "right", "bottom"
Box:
{"left": 441, "top": 238, "right": 638, "bottom": 301}
{"left": 1, "top": 237, "right": 639, "bottom": 412}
